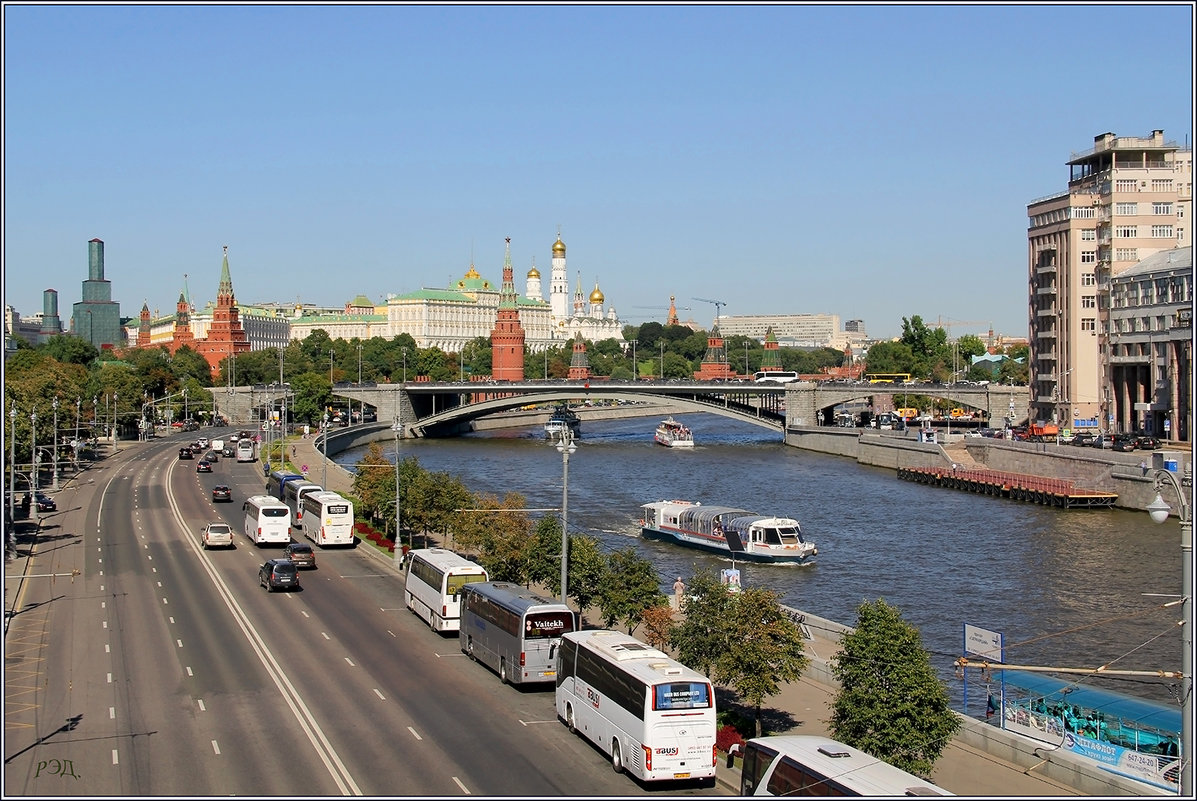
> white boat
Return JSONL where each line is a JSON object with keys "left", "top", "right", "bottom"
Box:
{"left": 640, "top": 500, "right": 816, "bottom": 564}
{"left": 544, "top": 405, "right": 581, "bottom": 438}
{"left": 654, "top": 417, "right": 694, "bottom": 448}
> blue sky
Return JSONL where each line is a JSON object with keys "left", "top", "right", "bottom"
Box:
{"left": 4, "top": 3, "right": 1193, "bottom": 341}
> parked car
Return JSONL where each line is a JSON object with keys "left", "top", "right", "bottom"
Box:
{"left": 259, "top": 559, "right": 299, "bottom": 592}
{"left": 1071, "top": 432, "right": 1096, "bottom": 447}
{"left": 1134, "top": 434, "right": 1161, "bottom": 450}
{"left": 282, "top": 542, "right": 317, "bottom": 569}
{"left": 33, "top": 492, "right": 56, "bottom": 512}
{"left": 178, "top": 447, "right": 194, "bottom": 460}
{"left": 1112, "top": 434, "right": 1137, "bottom": 452}
{"left": 196, "top": 459, "right": 212, "bottom": 473}
{"left": 212, "top": 485, "right": 232, "bottom": 502}
{"left": 1091, "top": 434, "right": 1114, "bottom": 449}
{"left": 200, "top": 522, "right": 233, "bottom": 549}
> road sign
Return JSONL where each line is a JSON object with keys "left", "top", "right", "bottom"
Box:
{"left": 1164, "top": 419, "right": 1171, "bottom": 432}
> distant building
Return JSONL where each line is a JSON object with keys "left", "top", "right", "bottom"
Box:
{"left": 70, "top": 238, "right": 123, "bottom": 350}
{"left": 693, "top": 325, "right": 735, "bottom": 381}
{"left": 712, "top": 312, "right": 859, "bottom": 350}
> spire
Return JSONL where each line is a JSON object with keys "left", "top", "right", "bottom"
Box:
{"left": 499, "top": 237, "right": 518, "bottom": 309}
{"left": 218, "top": 246, "right": 233, "bottom": 299}
{"left": 182, "top": 273, "right": 192, "bottom": 311}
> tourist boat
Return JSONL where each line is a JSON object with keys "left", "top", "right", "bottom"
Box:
{"left": 543, "top": 405, "right": 581, "bottom": 438}
{"left": 654, "top": 417, "right": 694, "bottom": 448}
{"left": 640, "top": 500, "right": 817, "bottom": 564}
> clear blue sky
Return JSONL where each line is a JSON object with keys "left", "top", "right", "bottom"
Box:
{"left": 4, "top": 3, "right": 1193, "bottom": 341}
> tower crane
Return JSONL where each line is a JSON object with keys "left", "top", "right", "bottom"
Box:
{"left": 692, "top": 297, "right": 727, "bottom": 326}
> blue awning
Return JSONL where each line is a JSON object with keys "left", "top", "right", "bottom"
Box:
{"left": 999, "top": 670, "right": 1180, "bottom": 734}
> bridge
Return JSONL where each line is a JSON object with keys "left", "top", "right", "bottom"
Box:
{"left": 208, "top": 380, "right": 1029, "bottom": 438}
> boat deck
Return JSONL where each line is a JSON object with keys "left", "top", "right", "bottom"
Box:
{"left": 896, "top": 466, "right": 1118, "bottom": 509}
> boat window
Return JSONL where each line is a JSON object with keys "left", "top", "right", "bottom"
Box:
{"left": 763, "top": 528, "right": 782, "bottom": 545}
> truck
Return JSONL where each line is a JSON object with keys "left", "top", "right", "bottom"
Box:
{"left": 1025, "top": 422, "right": 1059, "bottom": 442}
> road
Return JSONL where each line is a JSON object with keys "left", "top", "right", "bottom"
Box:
{"left": 4, "top": 432, "right": 726, "bottom": 796}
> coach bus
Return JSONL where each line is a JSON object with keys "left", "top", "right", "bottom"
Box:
{"left": 556, "top": 630, "right": 718, "bottom": 783}
{"left": 403, "top": 548, "right": 489, "bottom": 633}
{"left": 459, "top": 582, "right": 576, "bottom": 685}
{"left": 242, "top": 495, "right": 292, "bottom": 546}
{"left": 753, "top": 370, "right": 801, "bottom": 385}
{"left": 283, "top": 480, "right": 323, "bottom": 524}
{"left": 236, "top": 437, "right": 256, "bottom": 462}
{"left": 298, "top": 491, "right": 355, "bottom": 547}
{"left": 739, "top": 735, "right": 952, "bottom": 796}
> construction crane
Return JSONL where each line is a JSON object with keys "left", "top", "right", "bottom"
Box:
{"left": 935, "top": 317, "right": 995, "bottom": 350}
{"left": 692, "top": 297, "right": 727, "bottom": 326}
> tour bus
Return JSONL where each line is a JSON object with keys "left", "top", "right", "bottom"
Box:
{"left": 459, "top": 582, "right": 576, "bottom": 685}
{"left": 753, "top": 370, "right": 801, "bottom": 385}
{"left": 242, "top": 495, "right": 292, "bottom": 546}
{"left": 299, "top": 491, "right": 355, "bottom": 547}
{"left": 283, "top": 480, "right": 323, "bottom": 524}
{"left": 236, "top": 437, "right": 256, "bottom": 462}
{"left": 266, "top": 470, "right": 305, "bottom": 501}
{"left": 402, "top": 548, "right": 489, "bottom": 633}
{"left": 739, "top": 736, "right": 953, "bottom": 796}
{"left": 555, "top": 630, "right": 718, "bottom": 783}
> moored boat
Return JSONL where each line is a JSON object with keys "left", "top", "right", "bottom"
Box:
{"left": 640, "top": 500, "right": 816, "bottom": 564}
{"left": 544, "top": 405, "right": 581, "bottom": 438}
{"left": 654, "top": 417, "right": 694, "bottom": 448}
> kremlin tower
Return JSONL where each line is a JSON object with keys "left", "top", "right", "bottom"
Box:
{"left": 194, "top": 246, "right": 250, "bottom": 377}
{"left": 490, "top": 238, "right": 527, "bottom": 381}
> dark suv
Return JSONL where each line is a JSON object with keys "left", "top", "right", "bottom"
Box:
{"left": 282, "top": 542, "right": 317, "bottom": 569}
{"left": 259, "top": 559, "right": 299, "bottom": 592}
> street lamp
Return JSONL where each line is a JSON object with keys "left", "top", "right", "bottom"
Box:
{"left": 659, "top": 342, "right": 665, "bottom": 380}
{"left": 321, "top": 412, "right": 330, "bottom": 489}
{"left": 183, "top": 387, "right": 188, "bottom": 427}
{"left": 74, "top": 397, "right": 81, "bottom": 471}
{"left": 51, "top": 397, "right": 59, "bottom": 491}
{"left": 630, "top": 340, "right": 637, "bottom": 382}
{"left": 9, "top": 405, "right": 16, "bottom": 522}
{"left": 112, "top": 392, "right": 118, "bottom": 453}
{"left": 357, "top": 342, "right": 364, "bottom": 422}
{"left": 30, "top": 409, "right": 37, "bottom": 509}
{"left": 555, "top": 428, "right": 577, "bottom": 604}
{"left": 1146, "top": 463, "right": 1192, "bottom": 796}
{"left": 392, "top": 413, "right": 403, "bottom": 564}
{"left": 401, "top": 347, "right": 408, "bottom": 383}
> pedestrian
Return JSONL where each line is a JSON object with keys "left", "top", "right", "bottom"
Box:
{"left": 291, "top": 445, "right": 297, "bottom": 460}
{"left": 672, "top": 576, "right": 685, "bottom": 611}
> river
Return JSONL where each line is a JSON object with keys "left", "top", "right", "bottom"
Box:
{"left": 334, "top": 411, "right": 1184, "bottom": 712}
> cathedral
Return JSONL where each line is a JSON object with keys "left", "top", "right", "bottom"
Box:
{"left": 524, "top": 232, "right": 624, "bottom": 346}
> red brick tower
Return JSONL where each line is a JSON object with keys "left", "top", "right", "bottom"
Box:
{"left": 694, "top": 325, "right": 735, "bottom": 380}
{"left": 170, "top": 283, "right": 195, "bottom": 354}
{"left": 137, "top": 302, "right": 151, "bottom": 348}
{"left": 195, "top": 246, "right": 250, "bottom": 377}
{"left": 568, "top": 334, "right": 591, "bottom": 380}
{"left": 761, "top": 326, "right": 782, "bottom": 370}
{"left": 667, "top": 295, "right": 680, "bottom": 327}
{"left": 490, "top": 237, "right": 527, "bottom": 382}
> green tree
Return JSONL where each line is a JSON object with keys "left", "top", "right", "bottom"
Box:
{"left": 670, "top": 568, "right": 733, "bottom": 678}
{"left": 288, "top": 372, "right": 330, "bottom": 425}
{"left": 712, "top": 587, "right": 809, "bottom": 737}
{"left": 597, "top": 547, "right": 665, "bottom": 634}
{"left": 525, "top": 514, "right": 563, "bottom": 591}
{"left": 171, "top": 345, "right": 215, "bottom": 387}
{"left": 42, "top": 334, "right": 99, "bottom": 366}
{"left": 565, "top": 534, "right": 607, "bottom": 617}
{"left": 452, "top": 492, "right": 532, "bottom": 581}
{"left": 352, "top": 442, "right": 395, "bottom": 529}
{"left": 829, "top": 599, "right": 959, "bottom": 778}
{"left": 863, "top": 341, "right": 915, "bottom": 377}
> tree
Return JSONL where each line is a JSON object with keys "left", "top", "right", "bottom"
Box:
{"left": 712, "top": 587, "right": 809, "bottom": 737}
{"left": 42, "top": 334, "right": 98, "bottom": 366}
{"left": 525, "top": 514, "right": 563, "bottom": 591}
{"left": 565, "top": 534, "right": 607, "bottom": 617}
{"left": 597, "top": 547, "right": 665, "bottom": 634}
{"left": 288, "top": 371, "right": 330, "bottom": 425}
{"left": 352, "top": 442, "right": 395, "bottom": 529}
{"left": 639, "top": 603, "right": 676, "bottom": 651}
{"left": 670, "top": 568, "right": 734, "bottom": 678}
{"left": 829, "top": 599, "right": 959, "bottom": 778}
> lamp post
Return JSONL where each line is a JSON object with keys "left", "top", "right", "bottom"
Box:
{"left": 1146, "top": 463, "right": 1192, "bottom": 796}
{"left": 30, "top": 410, "right": 38, "bottom": 509}
{"left": 744, "top": 341, "right": 750, "bottom": 378}
{"left": 9, "top": 405, "right": 16, "bottom": 522}
{"left": 321, "top": 412, "right": 330, "bottom": 489}
{"left": 555, "top": 428, "right": 577, "bottom": 604}
{"left": 401, "top": 347, "right": 408, "bottom": 383}
{"left": 74, "top": 397, "right": 81, "bottom": 471}
{"left": 659, "top": 342, "right": 665, "bottom": 380}
{"left": 183, "top": 387, "right": 188, "bottom": 427}
{"left": 357, "top": 342, "right": 364, "bottom": 422}
{"left": 51, "top": 397, "right": 59, "bottom": 490}
{"left": 112, "top": 392, "right": 118, "bottom": 453}
{"left": 392, "top": 413, "right": 403, "bottom": 564}
{"left": 630, "top": 340, "right": 637, "bottom": 382}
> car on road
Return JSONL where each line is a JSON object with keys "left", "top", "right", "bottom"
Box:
{"left": 212, "top": 485, "right": 232, "bottom": 503}
{"left": 222, "top": 444, "right": 235, "bottom": 458}
{"left": 196, "top": 459, "right": 213, "bottom": 473}
{"left": 33, "top": 492, "right": 56, "bottom": 512}
{"left": 259, "top": 559, "right": 299, "bottom": 592}
{"left": 1090, "top": 434, "right": 1114, "bottom": 449}
{"left": 197, "top": 437, "right": 209, "bottom": 449}
{"left": 200, "top": 522, "right": 233, "bottom": 549}
{"left": 178, "top": 446, "right": 194, "bottom": 459}
{"left": 1134, "top": 434, "right": 1161, "bottom": 450}
{"left": 1112, "top": 434, "right": 1137, "bottom": 452}
{"left": 282, "top": 542, "right": 316, "bottom": 569}
{"left": 1070, "top": 432, "right": 1096, "bottom": 447}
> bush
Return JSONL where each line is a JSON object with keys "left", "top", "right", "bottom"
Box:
{"left": 715, "top": 723, "right": 746, "bottom": 755}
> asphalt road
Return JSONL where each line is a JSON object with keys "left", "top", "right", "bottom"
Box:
{"left": 4, "top": 432, "right": 727, "bottom": 796}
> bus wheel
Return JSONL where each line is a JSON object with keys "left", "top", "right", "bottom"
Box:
{"left": 465, "top": 638, "right": 475, "bottom": 660}
{"left": 565, "top": 704, "right": 576, "bottom": 734}
{"left": 611, "top": 740, "right": 624, "bottom": 774}
{"left": 499, "top": 658, "right": 508, "bottom": 684}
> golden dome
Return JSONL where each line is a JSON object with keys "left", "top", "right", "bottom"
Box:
{"left": 589, "top": 282, "right": 605, "bottom": 303}
{"left": 552, "top": 236, "right": 566, "bottom": 255}
{"left": 527, "top": 265, "right": 540, "bottom": 278}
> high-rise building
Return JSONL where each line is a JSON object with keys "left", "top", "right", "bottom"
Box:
{"left": 71, "top": 238, "right": 123, "bottom": 350}
{"left": 1027, "top": 130, "right": 1192, "bottom": 433}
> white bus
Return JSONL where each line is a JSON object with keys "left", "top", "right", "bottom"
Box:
{"left": 236, "top": 437, "right": 256, "bottom": 462}
{"left": 283, "top": 480, "right": 323, "bottom": 524}
{"left": 556, "top": 630, "right": 718, "bottom": 783}
{"left": 299, "top": 491, "right": 355, "bottom": 547}
{"left": 403, "top": 548, "right": 489, "bottom": 633}
{"left": 242, "top": 495, "right": 292, "bottom": 546}
{"left": 753, "top": 370, "right": 801, "bottom": 385}
{"left": 739, "top": 736, "right": 953, "bottom": 796}
{"left": 459, "top": 582, "right": 576, "bottom": 685}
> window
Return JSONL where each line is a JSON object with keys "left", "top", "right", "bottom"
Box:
{"left": 1082, "top": 273, "right": 1096, "bottom": 287}
{"left": 1115, "top": 248, "right": 1138, "bottom": 261}
{"left": 1115, "top": 225, "right": 1138, "bottom": 238}
{"left": 1081, "top": 318, "right": 1096, "bottom": 332}
{"left": 1080, "top": 251, "right": 1096, "bottom": 263}
{"left": 1082, "top": 295, "right": 1097, "bottom": 309}
{"left": 1080, "top": 229, "right": 1096, "bottom": 241}
{"left": 1115, "top": 202, "right": 1139, "bottom": 215}
{"left": 1116, "top": 179, "right": 1138, "bottom": 192}
{"left": 1071, "top": 206, "right": 1095, "bottom": 219}
{"left": 1153, "top": 202, "right": 1173, "bottom": 215}
{"left": 1179, "top": 228, "right": 1185, "bottom": 242}
{"left": 1152, "top": 225, "right": 1174, "bottom": 238}
{"left": 1151, "top": 179, "right": 1174, "bottom": 192}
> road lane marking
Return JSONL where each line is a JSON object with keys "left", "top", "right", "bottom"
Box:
{"left": 407, "top": 726, "right": 422, "bottom": 741}
{"left": 373, "top": 689, "right": 385, "bottom": 700}
{"left": 452, "top": 777, "right": 469, "bottom": 794}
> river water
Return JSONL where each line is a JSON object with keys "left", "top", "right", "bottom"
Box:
{"left": 335, "top": 411, "right": 1184, "bottom": 712}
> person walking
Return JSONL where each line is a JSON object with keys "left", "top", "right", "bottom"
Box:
{"left": 672, "top": 576, "right": 685, "bottom": 611}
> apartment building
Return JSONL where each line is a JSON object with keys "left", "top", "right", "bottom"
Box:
{"left": 1026, "top": 130, "right": 1192, "bottom": 436}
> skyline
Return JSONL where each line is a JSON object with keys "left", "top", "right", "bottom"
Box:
{"left": 3, "top": 4, "right": 1193, "bottom": 340}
